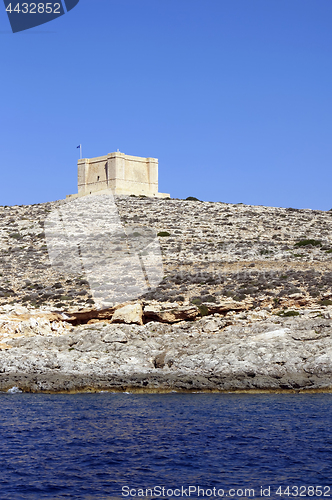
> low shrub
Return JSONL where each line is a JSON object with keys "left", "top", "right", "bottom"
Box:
{"left": 201, "top": 294, "right": 217, "bottom": 303}
{"left": 157, "top": 231, "right": 170, "bottom": 237}
{"left": 198, "top": 304, "right": 209, "bottom": 317}
{"left": 318, "top": 299, "right": 332, "bottom": 306}
{"left": 276, "top": 310, "right": 300, "bottom": 317}
{"left": 233, "top": 294, "right": 246, "bottom": 301}
{"left": 186, "top": 196, "right": 200, "bottom": 201}
{"left": 294, "top": 239, "right": 322, "bottom": 247}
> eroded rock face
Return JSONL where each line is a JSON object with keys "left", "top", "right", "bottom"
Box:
{"left": 0, "top": 197, "right": 332, "bottom": 392}
{"left": 111, "top": 303, "right": 143, "bottom": 325}
{"left": 0, "top": 313, "right": 332, "bottom": 393}
{"left": 143, "top": 303, "right": 199, "bottom": 323}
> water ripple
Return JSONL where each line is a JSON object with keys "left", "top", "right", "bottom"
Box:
{"left": 0, "top": 393, "right": 331, "bottom": 499}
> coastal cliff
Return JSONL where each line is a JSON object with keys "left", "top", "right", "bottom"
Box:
{"left": 0, "top": 196, "right": 332, "bottom": 392}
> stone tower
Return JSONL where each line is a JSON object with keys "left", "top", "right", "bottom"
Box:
{"left": 66, "top": 152, "right": 170, "bottom": 199}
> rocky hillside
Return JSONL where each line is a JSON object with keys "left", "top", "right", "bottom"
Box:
{"left": 0, "top": 195, "right": 332, "bottom": 392}
{"left": 1, "top": 196, "right": 332, "bottom": 310}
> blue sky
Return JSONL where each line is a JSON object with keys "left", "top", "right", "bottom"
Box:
{"left": 1, "top": 0, "right": 332, "bottom": 209}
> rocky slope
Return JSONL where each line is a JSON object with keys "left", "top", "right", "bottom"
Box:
{"left": 0, "top": 195, "right": 332, "bottom": 392}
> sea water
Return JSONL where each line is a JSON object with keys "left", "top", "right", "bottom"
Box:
{"left": 0, "top": 393, "right": 331, "bottom": 500}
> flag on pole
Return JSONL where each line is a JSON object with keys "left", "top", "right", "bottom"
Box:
{"left": 77, "top": 144, "right": 82, "bottom": 159}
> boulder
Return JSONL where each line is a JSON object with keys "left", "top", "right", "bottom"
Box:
{"left": 111, "top": 303, "right": 143, "bottom": 325}
{"left": 65, "top": 307, "right": 116, "bottom": 324}
{"left": 102, "top": 329, "right": 128, "bottom": 343}
{"left": 201, "top": 317, "right": 228, "bottom": 333}
{"left": 144, "top": 303, "right": 199, "bottom": 323}
{"left": 200, "top": 300, "right": 248, "bottom": 315}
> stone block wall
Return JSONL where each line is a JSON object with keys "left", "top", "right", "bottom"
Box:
{"left": 74, "top": 152, "right": 169, "bottom": 198}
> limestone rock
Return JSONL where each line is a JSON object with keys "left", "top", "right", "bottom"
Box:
{"left": 102, "top": 329, "right": 128, "bottom": 343}
{"left": 201, "top": 317, "right": 228, "bottom": 333}
{"left": 0, "top": 342, "right": 12, "bottom": 350}
{"left": 0, "top": 314, "right": 332, "bottom": 392}
{"left": 290, "top": 329, "right": 327, "bottom": 341}
{"left": 143, "top": 303, "right": 199, "bottom": 323}
{"left": 111, "top": 303, "right": 143, "bottom": 325}
{"left": 2, "top": 192, "right": 332, "bottom": 392}
{"left": 1, "top": 197, "right": 332, "bottom": 313}
{"left": 200, "top": 300, "right": 248, "bottom": 315}
{"left": 66, "top": 307, "right": 116, "bottom": 324}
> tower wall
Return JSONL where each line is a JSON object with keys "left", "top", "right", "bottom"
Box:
{"left": 73, "top": 152, "right": 169, "bottom": 198}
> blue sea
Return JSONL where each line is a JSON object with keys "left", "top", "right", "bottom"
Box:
{"left": 0, "top": 393, "right": 331, "bottom": 500}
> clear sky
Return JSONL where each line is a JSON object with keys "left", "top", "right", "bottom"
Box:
{"left": 1, "top": 0, "right": 332, "bottom": 209}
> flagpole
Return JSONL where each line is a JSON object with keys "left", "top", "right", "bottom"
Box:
{"left": 80, "top": 144, "right": 82, "bottom": 159}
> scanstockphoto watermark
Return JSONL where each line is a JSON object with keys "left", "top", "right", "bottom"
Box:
{"left": 122, "top": 485, "right": 332, "bottom": 498}
{"left": 44, "top": 191, "right": 164, "bottom": 309}
{"left": 122, "top": 486, "right": 256, "bottom": 498}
